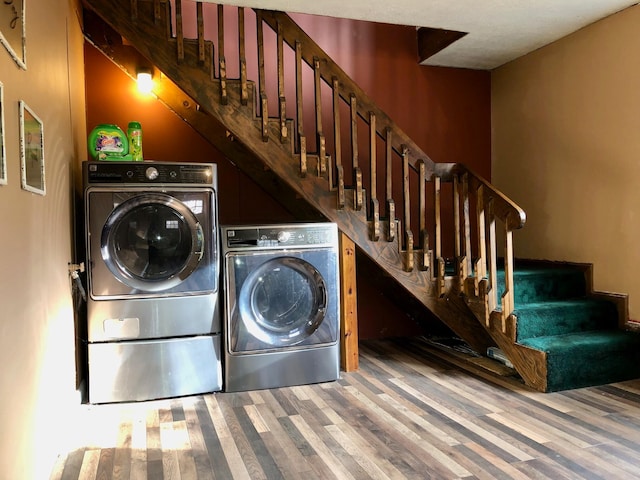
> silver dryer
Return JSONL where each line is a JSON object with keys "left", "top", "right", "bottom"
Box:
{"left": 221, "top": 223, "right": 340, "bottom": 392}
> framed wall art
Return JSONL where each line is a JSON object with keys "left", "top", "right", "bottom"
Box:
{"left": 19, "top": 101, "right": 45, "bottom": 195}
{"left": 0, "top": 82, "right": 5, "bottom": 185}
{"left": 0, "top": 0, "right": 26, "bottom": 69}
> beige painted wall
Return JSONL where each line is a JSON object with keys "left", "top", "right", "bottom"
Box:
{"left": 492, "top": 5, "right": 640, "bottom": 320}
{"left": 0, "top": 0, "right": 86, "bottom": 478}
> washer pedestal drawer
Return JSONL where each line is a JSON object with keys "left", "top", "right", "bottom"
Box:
{"left": 88, "top": 335, "right": 222, "bottom": 403}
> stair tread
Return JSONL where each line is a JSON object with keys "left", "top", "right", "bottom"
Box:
{"left": 514, "top": 297, "right": 614, "bottom": 310}
{"left": 499, "top": 267, "right": 582, "bottom": 277}
{"left": 520, "top": 329, "right": 640, "bottom": 391}
{"left": 497, "top": 266, "right": 587, "bottom": 304}
{"left": 514, "top": 297, "right": 619, "bottom": 340}
{"left": 519, "top": 329, "right": 640, "bottom": 354}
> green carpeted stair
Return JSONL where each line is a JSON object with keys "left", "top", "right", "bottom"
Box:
{"left": 499, "top": 263, "right": 640, "bottom": 391}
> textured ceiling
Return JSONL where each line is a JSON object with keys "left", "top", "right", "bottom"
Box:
{"left": 214, "top": 0, "right": 638, "bottom": 70}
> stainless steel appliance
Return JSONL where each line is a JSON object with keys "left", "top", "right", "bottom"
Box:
{"left": 221, "top": 223, "right": 340, "bottom": 392}
{"left": 83, "top": 161, "right": 222, "bottom": 403}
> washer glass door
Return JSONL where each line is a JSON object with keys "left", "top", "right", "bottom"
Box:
{"left": 102, "top": 193, "right": 204, "bottom": 291}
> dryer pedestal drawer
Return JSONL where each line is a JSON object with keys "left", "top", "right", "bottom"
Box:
{"left": 88, "top": 335, "right": 221, "bottom": 403}
{"left": 225, "top": 341, "right": 340, "bottom": 392}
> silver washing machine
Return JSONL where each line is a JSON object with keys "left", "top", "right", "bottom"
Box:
{"left": 83, "top": 161, "right": 222, "bottom": 403}
{"left": 221, "top": 223, "right": 340, "bottom": 392}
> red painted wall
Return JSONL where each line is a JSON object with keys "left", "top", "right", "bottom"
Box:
{"left": 83, "top": 10, "right": 490, "bottom": 339}
{"left": 292, "top": 14, "right": 491, "bottom": 174}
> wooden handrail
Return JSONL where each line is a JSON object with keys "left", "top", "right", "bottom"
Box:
{"left": 434, "top": 163, "right": 526, "bottom": 231}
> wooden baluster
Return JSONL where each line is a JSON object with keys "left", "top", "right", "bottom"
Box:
{"left": 501, "top": 224, "right": 515, "bottom": 333}
{"left": 197, "top": 3, "right": 205, "bottom": 64}
{"left": 313, "top": 58, "right": 326, "bottom": 175}
{"left": 487, "top": 198, "right": 498, "bottom": 319}
{"left": 402, "top": 146, "right": 414, "bottom": 272}
{"left": 453, "top": 174, "right": 464, "bottom": 290}
{"left": 474, "top": 185, "right": 490, "bottom": 321}
{"left": 277, "top": 22, "right": 287, "bottom": 142}
{"left": 385, "top": 128, "right": 396, "bottom": 242}
{"left": 351, "top": 94, "right": 363, "bottom": 210}
{"left": 435, "top": 175, "right": 445, "bottom": 295}
{"left": 238, "top": 8, "right": 248, "bottom": 105}
{"left": 153, "top": 0, "right": 160, "bottom": 23}
{"left": 418, "top": 160, "right": 429, "bottom": 270}
{"left": 295, "top": 42, "right": 307, "bottom": 177}
{"left": 257, "top": 12, "right": 268, "bottom": 141}
{"left": 369, "top": 112, "right": 380, "bottom": 241}
{"left": 217, "top": 5, "right": 228, "bottom": 104}
{"left": 453, "top": 174, "right": 460, "bottom": 258}
{"left": 475, "top": 184, "right": 487, "bottom": 283}
{"left": 260, "top": 97, "right": 269, "bottom": 140}
{"left": 332, "top": 78, "right": 345, "bottom": 209}
{"left": 175, "top": 0, "right": 184, "bottom": 62}
{"left": 462, "top": 172, "right": 473, "bottom": 290}
{"left": 131, "top": 0, "right": 138, "bottom": 20}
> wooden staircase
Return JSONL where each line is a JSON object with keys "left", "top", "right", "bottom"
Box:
{"left": 81, "top": 0, "right": 636, "bottom": 392}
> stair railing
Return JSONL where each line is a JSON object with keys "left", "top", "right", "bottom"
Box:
{"left": 129, "top": 0, "right": 527, "bottom": 324}
{"left": 252, "top": 7, "right": 526, "bottom": 325}
{"left": 435, "top": 163, "right": 526, "bottom": 329}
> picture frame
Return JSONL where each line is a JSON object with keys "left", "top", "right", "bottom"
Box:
{"left": 19, "top": 100, "right": 45, "bottom": 195}
{"left": 0, "top": 82, "right": 5, "bottom": 186}
{"left": 0, "top": 0, "right": 26, "bottom": 70}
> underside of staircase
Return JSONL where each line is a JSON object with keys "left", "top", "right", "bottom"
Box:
{"left": 81, "top": 0, "right": 640, "bottom": 392}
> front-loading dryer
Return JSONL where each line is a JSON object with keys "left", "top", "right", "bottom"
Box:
{"left": 221, "top": 223, "right": 340, "bottom": 392}
{"left": 83, "top": 161, "right": 222, "bottom": 403}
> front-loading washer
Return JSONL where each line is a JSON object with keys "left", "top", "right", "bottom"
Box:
{"left": 83, "top": 161, "right": 222, "bottom": 403}
{"left": 221, "top": 223, "right": 340, "bottom": 392}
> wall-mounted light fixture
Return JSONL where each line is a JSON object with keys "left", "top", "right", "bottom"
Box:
{"left": 136, "top": 67, "right": 154, "bottom": 94}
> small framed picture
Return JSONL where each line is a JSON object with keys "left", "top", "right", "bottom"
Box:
{"left": 19, "top": 100, "right": 45, "bottom": 195}
{"left": 0, "top": 82, "right": 6, "bottom": 185}
{"left": 0, "top": 0, "right": 26, "bottom": 70}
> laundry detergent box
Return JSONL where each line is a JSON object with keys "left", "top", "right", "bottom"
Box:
{"left": 88, "top": 124, "right": 132, "bottom": 161}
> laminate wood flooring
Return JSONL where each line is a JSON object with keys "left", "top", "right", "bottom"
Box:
{"left": 50, "top": 337, "right": 640, "bottom": 479}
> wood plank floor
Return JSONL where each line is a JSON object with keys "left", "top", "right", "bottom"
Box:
{"left": 50, "top": 337, "right": 640, "bottom": 479}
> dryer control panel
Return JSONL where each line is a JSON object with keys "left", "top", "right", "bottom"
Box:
{"left": 224, "top": 223, "right": 338, "bottom": 250}
{"left": 84, "top": 161, "right": 215, "bottom": 187}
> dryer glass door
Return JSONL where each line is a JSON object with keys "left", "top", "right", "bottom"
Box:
{"left": 231, "top": 255, "right": 334, "bottom": 351}
{"left": 102, "top": 193, "right": 204, "bottom": 291}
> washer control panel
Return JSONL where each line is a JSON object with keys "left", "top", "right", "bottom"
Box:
{"left": 84, "top": 161, "right": 214, "bottom": 186}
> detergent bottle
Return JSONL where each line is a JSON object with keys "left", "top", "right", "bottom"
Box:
{"left": 127, "top": 121, "right": 144, "bottom": 162}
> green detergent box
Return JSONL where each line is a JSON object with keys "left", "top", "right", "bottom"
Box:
{"left": 88, "top": 124, "right": 132, "bottom": 161}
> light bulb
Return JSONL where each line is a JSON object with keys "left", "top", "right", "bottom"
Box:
{"left": 136, "top": 70, "right": 153, "bottom": 94}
